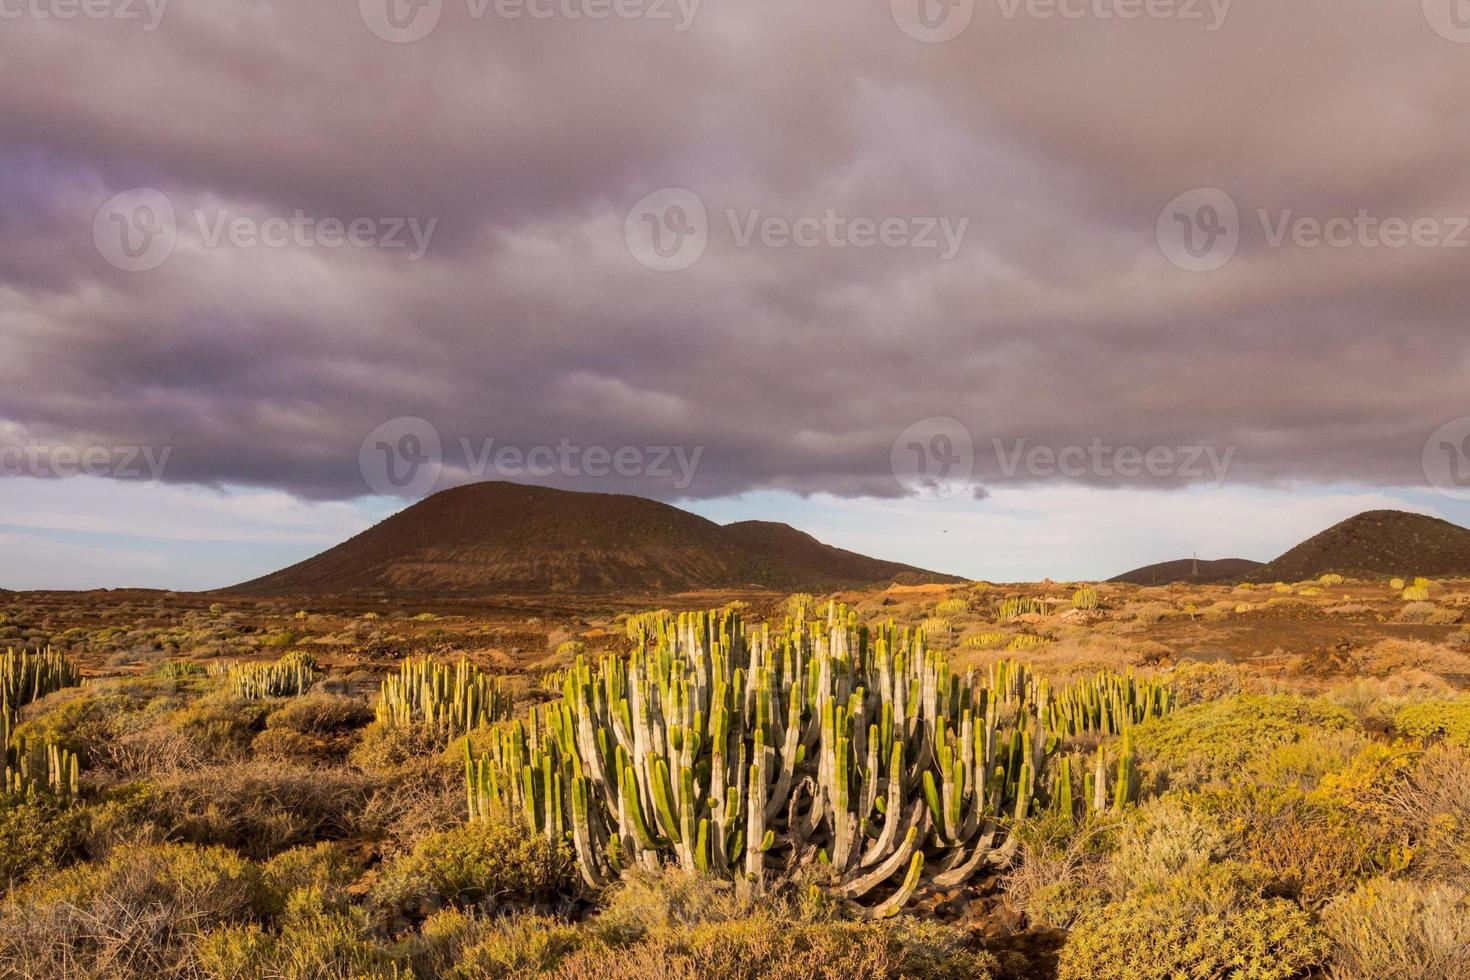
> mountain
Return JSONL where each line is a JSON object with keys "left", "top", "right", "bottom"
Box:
{"left": 1109, "top": 557, "right": 1263, "bottom": 586}
{"left": 1252, "top": 509, "right": 1470, "bottom": 581}
{"left": 230, "top": 482, "right": 961, "bottom": 595}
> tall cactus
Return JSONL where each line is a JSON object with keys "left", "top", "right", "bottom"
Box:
{"left": 2, "top": 735, "right": 79, "bottom": 802}
{"left": 228, "top": 651, "right": 318, "bottom": 699}
{"left": 0, "top": 647, "right": 81, "bottom": 723}
{"left": 466, "top": 605, "right": 1157, "bottom": 913}
{"left": 376, "top": 657, "right": 512, "bottom": 739}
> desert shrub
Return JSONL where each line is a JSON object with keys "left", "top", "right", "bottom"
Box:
{"left": 1320, "top": 573, "right": 1345, "bottom": 585}
{"left": 0, "top": 843, "right": 261, "bottom": 978}
{"left": 266, "top": 691, "right": 373, "bottom": 735}
{"left": 1398, "top": 602, "right": 1461, "bottom": 625}
{"left": 1393, "top": 699, "right": 1470, "bottom": 747}
{"left": 551, "top": 916, "right": 999, "bottom": 980}
{"left": 257, "top": 842, "right": 361, "bottom": 916}
{"left": 141, "top": 761, "right": 376, "bottom": 858}
{"left": 554, "top": 639, "right": 587, "bottom": 659}
{"left": 1132, "top": 694, "right": 1358, "bottom": 790}
{"left": 370, "top": 817, "right": 579, "bottom": 926}
{"left": 1322, "top": 877, "right": 1470, "bottom": 980}
{"left": 1383, "top": 743, "right": 1470, "bottom": 879}
{"left": 1110, "top": 799, "right": 1227, "bottom": 895}
{"left": 0, "top": 797, "right": 87, "bottom": 887}
{"left": 1193, "top": 783, "right": 1385, "bottom": 907}
{"left": 1167, "top": 659, "right": 1242, "bottom": 705}
{"left": 198, "top": 899, "right": 394, "bottom": 980}
{"left": 1006, "top": 809, "right": 1119, "bottom": 929}
{"left": 351, "top": 719, "right": 445, "bottom": 773}
{"left": 1058, "top": 863, "right": 1329, "bottom": 980}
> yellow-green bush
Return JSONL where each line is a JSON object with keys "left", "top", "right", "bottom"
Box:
{"left": 1058, "top": 863, "right": 1328, "bottom": 980}
{"left": 1322, "top": 877, "right": 1470, "bottom": 980}
{"left": 0, "top": 843, "right": 261, "bottom": 978}
{"left": 1167, "top": 659, "right": 1242, "bottom": 705}
{"left": 1132, "top": 695, "right": 1358, "bottom": 790}
{"left": 370, "top": 817, "right": 579, "bottom": 926}
{"left": 0, "top": 798, "right": 87, "bottom": 888}
{"left": 198, "top": 899, "right": 394, "bottom": 980}
{"left": 1393, "top": 699, "right": 1470, "bottom": 747}
{"left": 266, "top": 691, "right": 373, "bottom": 735}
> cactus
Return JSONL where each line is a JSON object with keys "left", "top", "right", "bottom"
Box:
{"left": 1402, "top": 585, "right": 1431, "bottom": 602}
{"left": 996, "top": 596, "right": 1047, "bottom": 622}
{"left": 0, "top": 647, "right": 81, "bottom": 724}
{"left": 1007, "top": 634, "right": 1047, "bottom": 652}
{"left": 1318, "top": 574, "right": 1344, "bottom": 586}
{"left": 961, "top": 632, "right": 1008, "bottom": 650}
{"left": 935, "top": 598, "right": 970, "bottom": 616}
{"left": 228, "top": 651, "right": 318, "bottom": 700}
{"left": 2, "top": 735, "right": 79, "bottom": 803}
{"left": 465, "top": 604, "right": 1166, "bottom": 911}
{"left": 1071, "top": 587, "right": 1099, "bottom": 612}
{"left": 375, "top": 657, "right": 511, "bottom": 738}
{"left": 1043, "top": 668, "right": 1172, "bottom": 739}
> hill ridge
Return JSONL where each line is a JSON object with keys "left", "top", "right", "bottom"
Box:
{"left": 230, "top": 481, "right": 961, "bottom": 594}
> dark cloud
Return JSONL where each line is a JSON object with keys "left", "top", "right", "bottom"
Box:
{"left": 1, "top": 1, "right": 1467, "bottom": 504}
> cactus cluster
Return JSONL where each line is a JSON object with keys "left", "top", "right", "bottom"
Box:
{"left": 1043, "top": 670, "right": 1171, "bottom": 739}
{"left": 996, "top": 596, "right": 1048, "bottom": 622}
{"left": 1071, "top": 587, "right": 1099, "bottom": 611}
{"left": 1402, "top": 584, "right": 1431, "bottom": 602}
{"left": 375, "top": 657, "right": 512, "bottom": 738}
{"left": 1, "top": 647, "right": 81, "bottom": 723}
{"left": 2, "top": 735, "right": 78, "bottom": 802}
{"left": 0, "top": 649, "right": 82, "bottom": 805}
{"left": 228, "top": 651, "right": 318, "bottom": 700}
{"left": 624, "top": 610, "right": 673, "bottom": 643}
{"left": 465, "top": 606, "right": 1166, "bottom": 914}
{"left": 934, "top": 598, "right": 970, "bottom": 616}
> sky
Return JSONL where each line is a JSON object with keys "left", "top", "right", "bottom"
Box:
{"left": 3, "top": 0, "right": 1470, "bottom": 590}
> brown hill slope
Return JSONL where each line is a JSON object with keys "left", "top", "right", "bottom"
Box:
{"left": 1109, "top": 557, "right": 1263, "bottom": 586}
{"left": 230, "top": 482, "right": 961, "bottom": 595}
{"left": 1253, "top": 509, "right": 1470, "bottom": 581}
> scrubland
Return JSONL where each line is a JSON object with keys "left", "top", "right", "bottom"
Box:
{"left": 0, "top": 577, "right": 1467, "bottom": 978}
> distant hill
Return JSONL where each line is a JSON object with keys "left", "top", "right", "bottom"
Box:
{"left": 1109, "top": 557, "right": 1263, "bottom": 586}
{"left": 1253, "top": 510, "right": 1470, "bottom": 581}
{"left": 230, "top": 482, "right": 961, "bottom": 595}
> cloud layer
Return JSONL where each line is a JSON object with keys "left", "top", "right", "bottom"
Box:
{"left": 3, "top": 0, "right": 1469, "bottom": 504}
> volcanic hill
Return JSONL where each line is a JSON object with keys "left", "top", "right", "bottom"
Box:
{"left": 231, "top": 482, "right": 962, "bottom": 595}
{"left": 1252, "top": 509, "right": 1470, "bottom": 581}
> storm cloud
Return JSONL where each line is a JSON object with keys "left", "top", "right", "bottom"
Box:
{"left": 2, "top": 0, "right": 1468, "bottom": 504}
